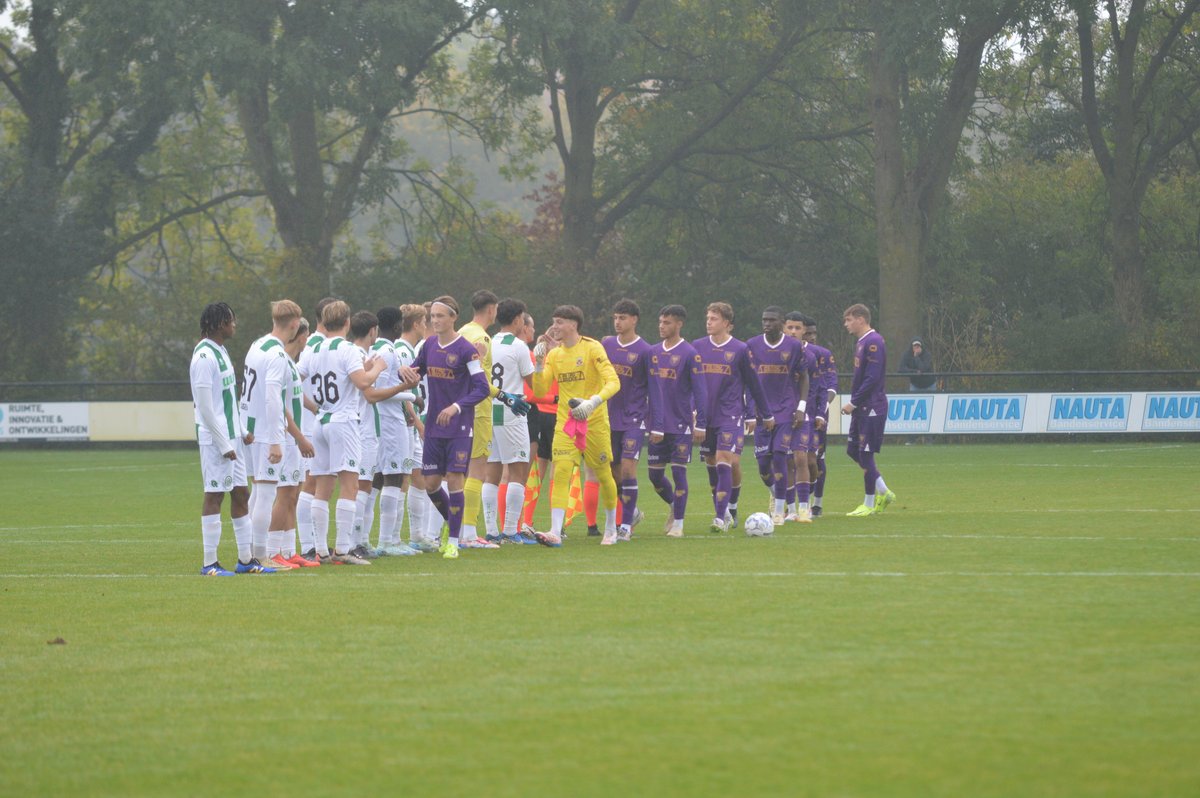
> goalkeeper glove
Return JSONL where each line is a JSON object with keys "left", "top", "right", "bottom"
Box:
{"left": 497, "top": 391, "right": 531, "bottom": 417}
{"left": 569, "top": 394, "right": 603, "bottom": 420}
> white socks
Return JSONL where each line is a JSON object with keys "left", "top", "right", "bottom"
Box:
{"left": 311, "top": 499, "right": 330, "bottom": 556}
{"left": 407, "top": 485, "right": 427, "bottom": 543}
{"left": 297, "top": 492, "right": 314, "bottom": 551}
{"left": 335, "top": 498, "right": 357, "bottom": 554}
{"left": 876, "top": 476, "right": 889, "bottom": 495}
{"left": 503, "top": 482, "right": 525, "bottom": 535}
{"left": 251, "top": 481, "right": 277, "bottom": 560}
{"left": 482, "top": 482, "right": 500, "bottom": 537}
{"left": 550, "top": 507, "right": 565, "bottom": 535}
{"left": 379, "top": 486, "right": 404, "bottom": 547}
{"left": 201, "top": 514, "right": 222, "bottom": 565}
{"left": 232, "top": 514, "right": 253, "bottom": 562}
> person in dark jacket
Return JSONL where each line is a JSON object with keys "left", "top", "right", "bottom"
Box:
{"left": 898, "top": 339, "right": 936, "bottom": 391}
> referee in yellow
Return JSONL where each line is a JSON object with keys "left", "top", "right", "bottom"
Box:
{"left": 531, "top": 305, "right": 621, "bottom": 546}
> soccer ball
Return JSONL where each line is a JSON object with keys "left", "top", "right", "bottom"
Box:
{"left": 744, "top": 512, "right": 774, "bottom": 537}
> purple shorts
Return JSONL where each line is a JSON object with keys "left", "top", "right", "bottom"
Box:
{"left": 793, "top": 419, "right": 818, "bottom": 454}
{"left": 648, "top": 433, "right": 693, "bottom": 467}
{"left": 701, "top": 424, "right": 745, "bottom": 457}
{"left": 611, "top": 428, "right": 645, "bottom": 463}
{"left": 422, "top": 435, "right": 473, "bottom": 476}
{"left": 846, "top": 411, "right": 886, "bottom": 457}
{"left": 752, "top": 422, "right": 793, "bottom": 457}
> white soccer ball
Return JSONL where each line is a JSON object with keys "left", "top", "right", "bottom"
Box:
{"left": 744, "top": 512, "right": 774, "bottom": 537}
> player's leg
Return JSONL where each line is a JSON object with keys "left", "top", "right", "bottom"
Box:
{"left": 710, "top": 429, "right": 737, "bottom": 533}
{"left": 461, "top": 411, "right": 491, "bottom": 544}
{"left": 615, "top": 431, "right": 642, "bottom": 541}
{"left": 844, "top": 415, "right": 874, "bottom": 517}
{"left": 769, "top": 428, "right": 790, "bottom": 525}
{"left": 495, "top": 420, "right": 534, "bottom": 543}
{"left": 198, "top": 442, "right": 237, "bottom": 575}
{"left": 865, "top": 414, "right": 895, "bottom": 513}
{"left": 536, "top": 428, "right": 580, "bottom": 547}
{"left": 482, "top": 449, "right": 504, "bottom": 543}
{"left": 728, "top": 430, "right": 744, "bottom": 527}
{"left": 584, "top": 423, "right": 619, "bottom": 544}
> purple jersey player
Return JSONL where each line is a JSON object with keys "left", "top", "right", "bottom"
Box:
{"left": 692, "top": 301, "right": 772, "bottom": 533}
{"left": 800, "top": 313, "right": 837, "bottom": 517}
{"left": 646, "top": 304, "right": 709, "bottom": 537}
{"left": 746, "top": 306, "right": 810, "bottom": 525}
{"left": 840, "top": 303, "right": 896, "bottom": 517}
{"left": 603, "top": 299, "right": 656, "bottom": 540}
{"left": 399, "top": 295, "right": 491, "bottom": 558}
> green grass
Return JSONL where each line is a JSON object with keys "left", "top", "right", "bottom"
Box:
{"left": 1, "top": 442, "right": 1198, "bottom": 796}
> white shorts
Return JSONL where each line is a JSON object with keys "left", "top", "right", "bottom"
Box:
{"left": 488, "top": 419, "right": 531, "bottom": 465}
{"left": 247, "top": 440, "right": 288, "bottom": 482}
{"left": 409, "top": 426, "right": 424, "bottom": 474}
{"left": 312, "top": 420, "right": 362, "bottom": 476}
{"left": 278, "top": 441, "right": 304, "bottom": 487}
{"left": 378, "top": 417, "right": 414, "bottom": 475}
{"left": 199, "top": 440, "right": 248, "bottom": 493}
{"left": 358, "top": 433, "right": 379, "bottom": 480}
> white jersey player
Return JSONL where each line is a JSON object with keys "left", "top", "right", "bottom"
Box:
{"left": 302, "top": 303, "right": 386, "bottom": 565}
{"left": 485, "top": 299, "right": 537, "bottom": 544}
{"left": 190, "top": 302, "right": 264, "bottom": 575}
{"left": 238, "top": 300, "right": 304, "bottom": 565}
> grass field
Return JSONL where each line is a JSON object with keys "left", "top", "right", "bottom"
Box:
{"left": 1, "top": 442, "right": 1198, "bottom": 796}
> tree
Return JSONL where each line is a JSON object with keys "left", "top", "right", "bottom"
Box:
{"left": 0, "top": 0, "right": 227, "bottom": 379}
{"left": 481, "top": 0, "right": 818, "bottom": 264}
{"left": 198, "top": 0, "right": 492, "bottom": 305}
{"left": 864, "top": 0, "right": 1028, "bottom": 344}
{"left": 1067, "top": 0, "right": 1200, "bottom": 329}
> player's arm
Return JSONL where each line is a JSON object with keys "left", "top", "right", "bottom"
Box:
{"left": 261, "top": 352, "right": 288, "bottom": 446}
{"left": 398, "top": 340, "right": 428, "bottom": 384}
{"left": 531, "top": 344, "right": 558, "bottom": 397}
{"left": 283, "top": 406, "right": 315, "bottom": 457}
{"left": 439, "top": 357, "right": 490, "bottom": 425}
{"left": 791, "top": 355, "right": 810, "bottom": 427}
{"left": 347, "top": 348, "right": 382, "bottom": 391}
{"left": 191, "top": 361, "right": 235, "bottom": 456}
{"left": 739, "top": 352, "right": 774, "bottom": 430}
{"left": 688, "top": 353, "right": 710, "bottom": 434}
{"left": 648, "top": 371, "right": 665, "bottom": 438}
{"left": 570, "top": 342, "right": 620, "bottom": 420}
{"left": 848, "top": 344, "right": 884, "bottom": 409}
{"left": 822, "top": 353, "right": 838, "bottom": 405}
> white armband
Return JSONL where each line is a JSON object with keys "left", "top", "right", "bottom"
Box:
{"left": 796, "top": 400, "right": 807, "bottom": 414}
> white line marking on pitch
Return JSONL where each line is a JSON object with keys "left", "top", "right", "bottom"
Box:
{"left": 1090, "top": 444, "right": 1185, "bottom": 454}
{"left": 57, "top": 463, "right": 193, "bottom": 472}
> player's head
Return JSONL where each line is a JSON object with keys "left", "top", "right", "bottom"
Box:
{"left": 658, "top": 304, "right": 686, "bottom": 341}
{"left": 350, "top": 310, "right": 378, "bottom": 343}
{"left": 761, "top": 305, "right": 784, "bottom": 338}
{"left": 313, "top": 297, "right": 338, "bottom": 332}
{"left": 200, "top": 302, "right": 236, "bottom": 340}
{"left": 496, "top": 298, "right": 527, "bottom": 330}
{"left": 286, "top": 317, "right": 309, "bottom": 359}
{"left": 400, "top": 303, "right": 427, "bottom": 338}
{"left": 705, "top": 301, "right": 734, "bottom": 337}
{"left": 784, "top": 311, "right": 806, "bottom": 340}
{"left": 376, "top": 306, "right": 402, "bottom": 340}
{"left": 471, "top": 289, "right": 499, "bottom": 325}
{"left": 322, "top": 300, "right": 351, "bottom": 334}
{"left": 843, "top": 303, "right": 872, "bottom": 336}
{"left": 271, "top": 299, "right": 303, "bottom": 338}
{"left": 550, "top": 304, "right": 584, "bottom": 341}
{"left": 430, "top": 295, "right": 459, "bottom": 335}
{"left": 799, "top": 314, "right": 818, "bottom": 343}
{"left": 520, "top": 313, "right": 536, "bottom": 345}
{"left": 611, "top": 299, "right": 640, "bottom": 336}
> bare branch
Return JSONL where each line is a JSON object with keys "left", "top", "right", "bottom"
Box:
{"left": 102, "top": 189, "right": 265, "bottom": 262}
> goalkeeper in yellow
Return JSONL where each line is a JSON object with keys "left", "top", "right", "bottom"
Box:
{"left": 531, "top": 304, "right": 621, "bottom": 547}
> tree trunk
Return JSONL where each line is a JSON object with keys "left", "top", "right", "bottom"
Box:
{"left": 1108, "top": 192, "right": 1145, "bottom": 328}
{"left": 868, "top": 31, "right": 922, "bottom": 345}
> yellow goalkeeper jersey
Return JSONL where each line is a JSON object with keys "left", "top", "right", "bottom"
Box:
{"left": 533, "top": 336, "right": 620, "bottom": 426}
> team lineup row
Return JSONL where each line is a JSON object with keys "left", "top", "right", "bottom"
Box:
{"left": 188, "top": 293, "right": 896, "bottom": 574}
